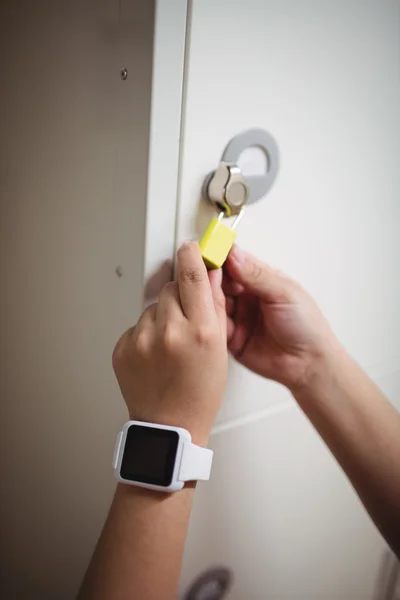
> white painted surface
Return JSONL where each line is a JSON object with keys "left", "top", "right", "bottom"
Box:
{"left": 178, "top": 0, "right": 400, "bottom": 597}
{"left": 143, "top": 0, "right": 188, "bottom": 302}
{"left": 182, "top": 403, "right": 388, "bottom": 599}
{"left": 0, "top": 1, "right": 156, "bottom": 597}
{"left": 1, "top": 0, "right": 399, "bottom": 597}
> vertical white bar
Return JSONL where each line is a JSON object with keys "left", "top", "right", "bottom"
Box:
{"left": 143, "top": 0, "right": 189, "bottom": 303}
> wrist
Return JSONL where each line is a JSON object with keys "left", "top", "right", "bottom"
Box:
{"left": 116, "top": 481, "right": 167, "bottom": 502}
{"left": 290, "top": 338, "right": 349, "bottom": 403}
{"left": 127, "top": 411, "right": 212, "bottom": 447}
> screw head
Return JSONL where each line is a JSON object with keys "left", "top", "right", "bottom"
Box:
{"left": 120, "top": 68, "right": 128, "bottom": 80}
{"left": 184, "top": 567, "right": 233, "bottom": 600}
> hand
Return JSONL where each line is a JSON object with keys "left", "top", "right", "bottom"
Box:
{"left": 112, "top": 242, "right": 228, "bottom": 445}
{"left": 223, "top": 246, "right": 338, "bottom": 391}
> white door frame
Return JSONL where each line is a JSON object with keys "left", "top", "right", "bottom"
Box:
{"left": 143, "top": 0, "right": 190, "bottom": 300}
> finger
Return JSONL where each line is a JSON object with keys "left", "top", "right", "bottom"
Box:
{"left": 228, "top": 294, "right": 258, "bottom": 356}
{"left": 177, "top": 241, "right": 215, "bottom": 323}
{"left": 226, "top": 245, "right": 290, "bottom": 303}
{"left": 208, "top": 268, "right": 227, "bottom": 335}
{"left": 222, "top": 269, "right": 245, "bottom": 297}
{"left": 156, "top": 281, "right": 182, "bottom": 325}
{"left": 135, "top": 303, "right": 157, "bottom": 333}
{"left": 226, "top": 296, "right": 235, "bottom": 318}
{"left": 226, "top": 315, "right": 235, "bottom": 343}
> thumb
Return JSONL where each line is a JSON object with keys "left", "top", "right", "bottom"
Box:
{"left": 226, "top": 245, "right": 290, "bottom": 303}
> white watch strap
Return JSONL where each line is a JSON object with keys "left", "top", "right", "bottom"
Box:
{"left": 179, "top": 442, "right": 213, "bottom": 482}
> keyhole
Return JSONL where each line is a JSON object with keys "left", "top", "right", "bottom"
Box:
{"left": 237, "top": 145, "right": 269, "bottom": 176}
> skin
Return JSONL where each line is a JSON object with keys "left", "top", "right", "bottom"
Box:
{"left": 224, "top": 245, "right": 400, "bottom": 557}
{"left": 78, "top": 242, "right": 400, "bottom": 600}
{"left": 78, "top": 242, "right": 228, "bottom": 600}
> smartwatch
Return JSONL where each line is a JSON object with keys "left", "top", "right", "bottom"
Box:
{"left": 113, "top": 421, "right": 214, "bottom": 492}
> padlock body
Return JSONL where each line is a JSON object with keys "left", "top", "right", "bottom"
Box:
{"left": 199, "top": 218, "right": 237, "bottom": 270}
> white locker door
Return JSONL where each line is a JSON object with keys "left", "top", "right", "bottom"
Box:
{"left": 177, "top": 1, "right": 400, "bottom": 598}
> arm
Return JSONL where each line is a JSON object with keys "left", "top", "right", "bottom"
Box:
{"left": 294, "top": 345, "right": 400, "bottom": 556}
{"left": 224, "top": 245, "right": 400, "bottom": 558}
{"left": 78, "top": 485, "right": 196, "bottom": 600}
{"left": 78, "top": 242, "right": 228, "bottom": 600}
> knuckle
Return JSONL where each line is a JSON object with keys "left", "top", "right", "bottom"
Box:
{"left": 160, "top": 280, "right": 179, "bottom": 300}
{"left": 194, "top": 324, "right": 218, "bottom": 347}
{"left": 112, "top": 340, "right": 124, "bottom": 371}
{"left": 163, "top": 281, "right": 178, "bottom": 292}
{"left": 180, "top": 267, "right": 203, "bottom": 285}
{"left": 250, "top": 260, "right": 264, "bottom": 282}
{"left": 135, "top": 330, "right": 152, "bottom": 357}
{"left": 112, "top": 328, "right": 133, "bottom": 370}
{"left": 162, "top": 322, "right": 182, "bottom": 353}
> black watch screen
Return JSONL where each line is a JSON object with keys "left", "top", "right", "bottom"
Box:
{"left": 120, "top": 424, "right": 179, "bottom": 487}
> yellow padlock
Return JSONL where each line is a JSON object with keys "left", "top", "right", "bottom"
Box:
{"left": 199, "top": 210, "right": 244, "bottom": 270}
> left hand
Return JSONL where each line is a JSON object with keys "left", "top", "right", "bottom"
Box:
{"left": 112, "top": 242, "right": 228, "bottom": 445}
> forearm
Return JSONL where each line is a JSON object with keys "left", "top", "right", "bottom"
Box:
{"left": 293, "top": 344, "right": 400, "bottom": 557}
{"left": 78, "top": 483, "right": 195, "bottom": 600}
{"left": 78, "top": 243, "right": 228, "bottom": 599}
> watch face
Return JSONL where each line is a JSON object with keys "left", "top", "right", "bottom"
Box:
{"left": 120, "top": 424, "right": 179, "bottom": 487}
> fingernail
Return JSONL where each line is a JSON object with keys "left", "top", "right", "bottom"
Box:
{"left": 231, "top": 245, "right": 244, "bottom": 264}
{"left": 209, "top": 267, "right": 222, "bottom": 285}
{"left": 178, "top": 240, "right": 193, "bottom": 253}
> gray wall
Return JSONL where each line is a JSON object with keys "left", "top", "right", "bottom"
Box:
{"left": 0, "top": 1, "right": 154, "bottom": 597}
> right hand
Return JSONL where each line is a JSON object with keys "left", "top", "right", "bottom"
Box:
{"left": 223, "top": 245, "right": 339, "bottom": 391}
